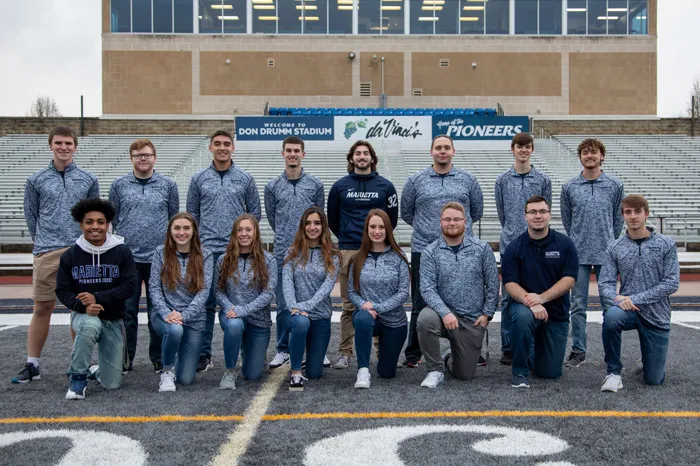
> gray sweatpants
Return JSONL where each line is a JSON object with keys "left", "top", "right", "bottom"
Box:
{"left": 417, "top": 307, "right": 485, "bottom": 380}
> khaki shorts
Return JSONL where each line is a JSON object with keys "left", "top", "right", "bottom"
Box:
{"left": 32, "top": 247, "right": 69, "bottom": 302}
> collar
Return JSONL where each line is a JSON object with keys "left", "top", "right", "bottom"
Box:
{"left": 50, "top": 161, "right": 76, "bottom": 172}
{"left": 128, "top": 170, "right": 158, "bottom": 184}
{"left": 527, "top": 228, "right": 553, "bottom": 246}
{"left": 429, "top": 165, "right": 456, "bottom": 177}
{"left": 577, "top": 170, "right": 607, "bottom": 183}
{"left": 625, "top": 226, "right": 655, "bottom": 242}
{"left": 210, "top": 162, "right": 234, "bottom": 173}
{"left": 438, "top": 235, "right": 469, "bottom": 251}
{"left": 509, "top": 166, "right": 534, "bottom": 177}
{"left": 282, "top": 168, "right": 306, "bottom": 181}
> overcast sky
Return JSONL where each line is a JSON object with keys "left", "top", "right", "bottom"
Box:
{"left": 0, "top": 0, "right": 697, "bottom": 118}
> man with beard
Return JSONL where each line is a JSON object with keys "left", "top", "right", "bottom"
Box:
{"left": 416, "top": 202, "right": 498, "bottom": 388}
{"left": 328, "top": 140, "right": 398, "bottom": 369}
{"left": 401, "top": 135, "right": 483, "bottom": 368}
{"left": 560, "top": 139, "right": 624, "bottom": 367}
{"left": 265, "top": 136, "right": 325, "bottom": 369}
{"left": 187, "top": 130, "right": 261, "bottom": 372}
{"left": 501, "top": 196, "right": 578, "bottom": 388}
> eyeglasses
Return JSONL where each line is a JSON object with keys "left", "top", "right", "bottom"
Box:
{"left": 526, "top": 209, "right": 550, "bottom": 216}
{"left": 440, "top": 217, "right": 465, "bottom": 223}
{"left": 132, "top": 153, "right": 155, "bottom": 159}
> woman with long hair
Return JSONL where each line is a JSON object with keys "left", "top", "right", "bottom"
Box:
{"left": 283, "top": 206, "right": 342, "bottom": 391}
{"left": 149, "top": 212, "right": 213, "bottom": 392}
{"left": 214, "top": 214, "right": 276, "bottom": 389}
{"left": 349, "top": 209, "right": 410, "bottom": 388}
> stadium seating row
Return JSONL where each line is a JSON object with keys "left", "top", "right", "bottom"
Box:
{"left": 268, "top": 107, "right": 498, "bottom": 117}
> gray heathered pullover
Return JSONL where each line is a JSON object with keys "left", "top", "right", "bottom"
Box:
{"left": 109, "top": 171, "right": 180, "bottom": 263}
{"left": 282, "top": 248, "right": 341, "bottom": 320}
{"left": 348, "top": 246, "right": 410, "bottom": 328}
{"left": 186, "top": 163, "right": 261, "bottom": 254}
{"left": 24, "top": 161, "right": 99, "bottom": 255}
{"left": 420, "top": 235, "right": 499, "bottom": 321}
{"left": 495, "top": 166, "right": 551, "bottom": 252}
{"left": 598, "top": 228, "right": 680, "bottom": 330}
{"left": 149, "top": 245, "right": 214, "bottom": 332}
{"left": 401, "top": 165, "right": 483, "bottom": 253}
{"left": 560, "top": 171, "right": 624, "bottom": 265}
{"left": 214, "top": 251, "right": 277, "bottom": 328}
{"left": 264, "top": 170, "right": 325, "bottom": 264}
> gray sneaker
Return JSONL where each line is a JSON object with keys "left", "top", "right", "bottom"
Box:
{"left": 511, "top": 375, "right": 530, "bottom": 388}
{"left": 219, "top": 370, "right": 236, "bottom": 390}
{"left": 335, "top": 355, "right": 351, "bottom": 369}
{"left": 564, "top": 351, "right": 586, "bottom": 367}
{"left": 601, "top": 374, "right": 623, "bottom": 393}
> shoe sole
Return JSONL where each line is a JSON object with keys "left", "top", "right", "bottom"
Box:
{"left": 289, "top": 386, "right": 304, "bottom": 392}
{"left": 323, "top": 362, "right": 332, "bottom": 368}
{"left": 601, "top": 384, "right": 623, "bottom": 393}
{"left": 354, "top": 383, "right": 370, "bottom": 389}
{"left": 219, "top": 385, "right": 236, "bottom": 390}
{"left": 269, "top": 361, "right": 290, "bottom": 369}
{"left": 65, "top": 392, "right": 85, "bottom": 400}
{"left": 512, "top": 383, "right": 530, "bottom": 388}
{"left": 159, "top": 387, "right": 176, "bottom": 392}
{"left": 11, "top": 375, "right": 41, "bottom": 384}
{"left": 565, "top": 361, "right": 586, "bottom": 368}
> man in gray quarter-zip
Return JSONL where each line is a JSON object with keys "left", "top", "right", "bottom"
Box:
{"left": 186, "top": 130, "right": 261, "bottom": 372}
{"left": 109, "top": 139, "right": 179, "bottom": 373}
{"left": 401, "top": 134, "right": 484, "bottom": 368}
{"left": 416, "top": 202, "right": 498, "bottom": 389}
{"left": 599, "top": 195, "right": 679, "bottom": 393}
{"left": 12, "top": 126, "right": 99, "bottom": 385}
{"left": 264, "top": 136, "right": 325, "bottom": 369}
{"left": 495, "top": 132, "right": 551, "bottom": 366}
{"left": 560, "top": 138, "right": 624, "bottom": 368}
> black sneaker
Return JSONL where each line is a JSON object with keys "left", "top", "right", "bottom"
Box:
{"left": 153, "top": 361, "right": 163, "bottom": 373}
{"left": 11, "top": 363, "right": 40, "bottom": 384}
{"left": 196, "top": 356, "right": 213, "bottom": 372}
{"left": 122, "top": 362, "right": 134, "bottom": 375}
{"left": 289, "top": 373, "right": 307, "bottom": 392}
{"left": 565, "top": 352, "right": 586, "bottom": 367}
{"left": 499, "top": 351, "right": 513, "bottom": 366}
{"left": 477, "top": 355, "right": 487, "bottom": 366}
{"left": 402, "top": 359, "right": 420, "bottom": 368}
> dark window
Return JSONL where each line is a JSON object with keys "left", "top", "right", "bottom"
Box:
{"left": 629, "top": 0, "right": 647, "bottom": 35}
{"left": 133, "top": 0, "right": 153, "bottom": 33}
{"left": 358, "top": 0, "right": 381, "bottom": 34}
{"left": 111, "top": 0, "right": 131, "bottom": 32}
{"left": 567, "top": 0, "right": 586, "bottom": 34}
{"left": 515, "top": 0, "right": 538, "bottom": 35}
{"left": 435, "top": 0, "right": 458, "bottom": 34}
{"left": 174, "top": 0, "right": 193, "bottom": 32}
{"left": 304, "top": 0, "right": 328, "bottom": 34}
{"left": 607, "top": 0, "right": 628, "bottom": 34}
{"left": 223, "top": 0, "right": 246, "bottom": 33}
{"left": 154, "top": 0, "right": 173, "bottom": 33}
{"left": 329, "top": 0, "right": 353, "bottom": 34}
{"left": 460, "top": 0, "right": 485, "bottom": 34}
{"left": 382, "top": 0, "right": 404, "bottom": 35}
{"left": 588, "top": 0, "right": 607, "bottom": 35}
{"left": 410, "top": 0, "right": 435, "bottom": 35}
{"left": 200, "top": 0, "right": 223, "bottom": 33}
{"left": 253, "top": 0, "right": 277, "bottom": 33}
{"left": 485, "top": 0, "right": 509, "bottom": 34}
{"left": 278, "top": 0, "right": 301, "bottom": 34}
{"left": 539, "top": 0, "right": 562, "bottom": 34}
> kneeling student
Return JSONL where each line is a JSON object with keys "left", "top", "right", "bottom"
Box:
{"left": 501, "top": 195, "right": 578, "bottom": 388}
{"left": 57, "top": 198, "right": 137, "bottom": 400}
{"left": 215, "top": 215, "right": 277, "bottom": 389}
{"left": 599, "top": 194, "right": 680, "bottom": 392}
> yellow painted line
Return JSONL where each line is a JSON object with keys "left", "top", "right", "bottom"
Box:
{"left": 261, "top": 410, "right": 700, "bottom": 421}
{"left": 0, "top": 414, "right": 244, "bottom": 424}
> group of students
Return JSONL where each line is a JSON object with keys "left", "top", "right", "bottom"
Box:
{"left": 11, "top": 126, "right": 680, "bottom": 398}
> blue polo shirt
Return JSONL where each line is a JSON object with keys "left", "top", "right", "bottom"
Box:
{"left": 501, "top": 229, "right": 579, "bottom": 322}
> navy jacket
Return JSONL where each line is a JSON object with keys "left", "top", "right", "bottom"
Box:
{"left": 327, "top": 171, "right": 398, "bottom": 250}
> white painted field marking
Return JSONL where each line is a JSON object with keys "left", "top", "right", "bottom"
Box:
{"left": 0, "top": 325, "right": 18, "bottom": 332}
{"left": 210, "top": 366, "right": 289, "bottom": 466}
{"left": 674, "top": 322, "right": 700, "bottom": 331}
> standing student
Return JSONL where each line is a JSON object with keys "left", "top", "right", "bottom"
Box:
{"left": 599, "top": 195, "right": 679, "bottom": 392}
{"left": 215, "top": 215, "right": 277, "bottom": 389}
{"left": 416, "top": 202, "right": 498, "bottom": 389}
{"left": 264, "top": 136, "right": 324, "bottom": 369}
{"left": 327, "top": 140, "right": 398, "bottom": 369}
{"left": 348, "top": 209, "right": 410, "bottom": 389}
{"left": 283, "top": 207, "right": 342, "bottom": 391}
{"left": 187, "top": 130, "right": 261, "bottom": 372}
{"left": 560, "top": 138, "right": 624, "bottom": 367}
{"left": 56, "top": 198, "right": 137, "bottom": 399}
{"left": 109, "top": 138, "right": 179, "bottom": 373}
{"left": 149, "top": 213, "right": 213, "bottom": 392}
{"left": 401, "top": 135, "right": 483, "bottom": 368}
{"left": 495, "top": 132, "right": 551, "bottom": 365}
{"left": 13, "top": 126, "right": 99, "bottom": 384}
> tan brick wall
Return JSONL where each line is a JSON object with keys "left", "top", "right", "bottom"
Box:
{"left": 103, "top": 51, "right": 193, "bottom": 114}
{"left": 359, "top": 52, "right": 404, "bottom": 97}
{"left": 533, "top": 119, "right": 692, "bottom": 136}
{"left": 412, "top": 52, "right": 561, "bottom": 97}
{"left": 102, "top": 0, "right": 110, "bottom": 34}
{"left": 200, "top": 52, "right": 353, "bottom": 96}
{"left": 648, "top": 0, "right": 657, "bottom": 37}
{"left": 569, "top": 52, "right": 656, "bottom": 115}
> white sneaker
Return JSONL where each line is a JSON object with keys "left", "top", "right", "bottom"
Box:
{"left": 269, "top": 352, "right": 290, "bottom": 369}
{"left": 420, "top": 371, "right": 445, "bottom": 388}
{"left": 335, "top": 355, "right": 351, "bottom": 369}
{"left": 601, "top": 374, "right": 623, "bottom": 392}
{"left": 323, "top": 354, "right": 332, "bottom": 368}
{"left": 159, "top": 371, "right": 176, "bottom": 392}
{"left": 354, "top": 368, "right": 371, "bottom": 389}
{"left": 219, "top": 370, "right": 236, "bottom": 390}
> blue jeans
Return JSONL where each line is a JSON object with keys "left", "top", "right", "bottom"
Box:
{"left": 511, "top": 303, "right": 569, "bottom": 380}
{"left": 602, "top": 306, "right": 669, "bottom": 385}
{"left": 570, "top": 264, "right": 610, "bottom": 354}
{"left": 152, "top": 314, "right": 203, "bottom": 386}
{"left": 275, "top": 266, "right": 292, "bottom": 353}
{"left": 219, "top": 314, "right": 270, "bottom": 380}
{"left": 289, "top": 315, "right": 331, "bottom": 379}
{"left": 201, "top": 252, "right": 222, "bottom": 358}
{"left": 499, "top": 285, "right": 513, "bottom": 353}
{"left": 68, "top": 312, "right": 124, "bottom": 390}
{"left": 353, "top": 310, "right": 407, "bottom": 378}
{"left": 123, "top": 262, "right": 161, "bottom": 365}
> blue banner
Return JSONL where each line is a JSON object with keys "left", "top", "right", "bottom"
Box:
{"left": 235, "top": 116, "right": 334, "bottom": 141}
{"left": 432, "top": 116, "right": 530, "bottom": 140}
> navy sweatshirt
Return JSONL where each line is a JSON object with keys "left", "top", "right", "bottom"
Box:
{"left": 327, "top": 171, "right": 398, "bottom": 250}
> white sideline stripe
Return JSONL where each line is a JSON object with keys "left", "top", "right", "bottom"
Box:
{"left": 210, "top": 366, "right": 288, "bottom": 466}
{"left": 2, "top": 311, "right": 700, "bottom": 326}
{"left": 0, "top": 325, "right": 18, "bottom": 332}
{"left": 674, "top": 322, "right": 700, "bottom": 331}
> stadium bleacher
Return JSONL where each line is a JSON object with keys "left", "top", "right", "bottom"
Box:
{"left": 267, "top": 107, "right": 498, "bottom": 117}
